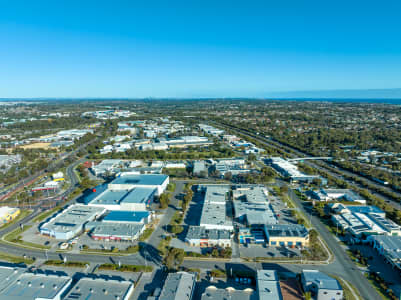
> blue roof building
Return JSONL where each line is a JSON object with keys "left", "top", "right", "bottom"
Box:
{"left": 103, "top": 210, "right": 151, "bottom": 224}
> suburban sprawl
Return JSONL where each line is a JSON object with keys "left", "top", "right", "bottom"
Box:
{"left": 0, "top": 99, "right": 399, "bottom": 300}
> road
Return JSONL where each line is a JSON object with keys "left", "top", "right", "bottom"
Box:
{"left": 0, "top": 138, "right": 97, "bottom": 202}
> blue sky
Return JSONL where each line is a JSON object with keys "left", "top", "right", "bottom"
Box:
{"left": 0, "top": 0, "right": 400, "bottom": 98}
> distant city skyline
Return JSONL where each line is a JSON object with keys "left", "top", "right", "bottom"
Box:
{"left": 0, "top": 1, "right": 400, "bottom": 98}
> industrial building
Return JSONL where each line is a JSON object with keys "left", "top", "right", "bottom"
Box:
{"left": 0, "top": 154, "right": 21, "bottom": 168}
{"left": 331, "top": 211, "right": 401, "bottom": 238}
{"left": 198, "top": 124, "right": 224, "bottom": 136}
{"left": 164, "top": 136, "right": 213, "bottom": 148}
{"left": 309, "top": 189, "right": 366, "bottom": 204}
{"left": 185, "top": 226, "right": 232, "bottom": 247}
{"left": 0, "top": 266, "right": 72, "bottom": 300}
{"left": 63, "top": 276, "right": 134, "bottom": 300}
{"left": 86, "top": 222, "right": 145, "bottom": 241}
{"left": 108, "top": 173, "right": 169, "bottom": 196}
{"left": 40, "top": 204, "right": 106, "bottom": 240}
{"left": 327, "top": 203, "right": 385, "bottom": 216}
{"left": 232, "top": 185, "right": 278, "bottom": 226}
{"left": 157, "top": 272, "right": 196, "bottom": 300}
{"left": 267, "top": 157, "right": 322, "bottom": 183}
{"left": 0, "top": 206, "right": 20, "bottom": 224}
{"left": 257, "top": 270, "right": 283, "bottom": 300}
{"left": 193, "top": 161, "right": 206, "bottom": 176}
{"left": 264, "top": 224, "right": 309, "bottom": 247}
{"left": 91, "top": 159, "right": 123, "bottom": 177}
{"left": 369, "top": 235, "right": 401, "bottom": 271}
{"left": 301, "top": 270, "right": 343, "bottom": 300}
{"left": 198, "top": 185, "right": 234, "bottom": 231}
{"left": 86, "top": 186, "right": 156, "bottom": 211}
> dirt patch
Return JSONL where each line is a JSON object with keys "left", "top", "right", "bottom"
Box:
{"left": 20, "top": 142, "right": 51, "bottom": 149}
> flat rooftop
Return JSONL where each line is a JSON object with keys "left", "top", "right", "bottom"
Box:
{"left": 0, "top": 272, "right": 71, "bottom": 300}
{"left": 302, "top": 270, "right": 342, "bottom": 290}
{"left": 199, "top": 185, "right": 233, "bottom": 229}
{"left": 88, "top": 187, "right": 155, "bottom": 206}
{"left": 89, "top": 222, "right": 144, "bottom": 238}
{"left": 103, "top": 210, "right": 150, "bottom": 223}
{"left": 63, "top": 277, "right": 133, "bottom": 300}
{"left": 110, "top": 173, "right": 168, "bottom": 186}
{"left": 159, "top": 272, "right": 196, "bottom": 300}
{"left": 186, "top": 226, "right": 231, "bottom": 240}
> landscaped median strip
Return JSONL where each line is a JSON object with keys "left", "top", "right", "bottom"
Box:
{"left": 98, "top": 263, "right": 153, "bottom": 272}
{"left": 44, "top": 260, "right": 89, "bottom": 268}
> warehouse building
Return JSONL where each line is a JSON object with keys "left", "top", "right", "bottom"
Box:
{"left": 158, "top": 272, "right": 196, "bottom": 300}
{"left": 232, "top": 185, "right": 277, "bottom": 226}
{"left": 185, "top": 226, "right": 232, "bottom": 247}
{"left": 40, "top": 204, "right": 106, "bottom": 240}
{"left": 301, "top": 270, "right": 343, "bottom": 300}
{"left": 309, "top": 189, "right": 366, "bottom": 204}
{"left": 199, "top": 185, "right": 234, "bottom": 231}
{"left": 91, "top": 159, "right": 123, "bottom": 177}
{"left": 369, "top": 235, "right": 401, "bottom": 271}
{"left": 0, "top": 206, "right": 20, "bottom": 224}
{"left": 193, "top": 161, "right": 206, "bottom": 176}
{"left": 63, "top": 276, "right": 134, "bottom": 300}
{"left": 86, "top": 222, "right": 145, "bottom": 241}
{"left": 328, "top": 203, "right": 385, "bottom": 216}
{"left": 331, "top": 211, "right": 401, "bottom": 238}
{"left": 86, "top": 187, "right": 156, "bottom": 211}
{"left": 108, "top": 173, "right": 169, "bottom": 196}
{"left": 267, "top": 157, "right": 322, "bottom": 183}
{"left": 257, "top": 270, "right": 283, "bottom": 300}
{"left": 264, "top": 224, "right": 309, "bottom": 247}
{"left": 0, "top": 266, "right": 72, "bottom": 300}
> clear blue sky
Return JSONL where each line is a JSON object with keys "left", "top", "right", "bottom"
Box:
{"left": 0, "top": 0, "right": 401, "bottom": 98}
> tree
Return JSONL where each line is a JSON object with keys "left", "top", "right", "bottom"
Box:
{"left": 224, "top": 172, "right": 232, "bottom": 181}
{"left": 159, "top": 193, "right": 170, "bottom": 209}
{"left": 164, "top": 248, "right": 185, "bottom": 270}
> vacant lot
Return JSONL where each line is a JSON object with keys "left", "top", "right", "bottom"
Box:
{"left": 20, "top": 142, "right": 51, "bottom": 149}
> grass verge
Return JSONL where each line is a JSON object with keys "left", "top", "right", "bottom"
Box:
{"left": 3, "top": 225, "right": 51, "bottom": 250}
{"left": 0, "top": 251, "right": 35, "bottom": 265}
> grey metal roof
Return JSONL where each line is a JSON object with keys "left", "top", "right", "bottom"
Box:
{"left": 199, "top": 185, "right": 232, "bottom": 229}
{"left": 88, "top": 222, "right": 144, "bottom": 239}
{"left": 63, "top": 276, "right": 133, "bottom": 300}
{"left": 88, "top": 187, "right": 155, "bottom": 206}
{"left": 186, "top": 226, "right": 231, "bottom": 240}
{"left": 0, "top": 266, "right": 26, "bottom": 293}
{"left": 159, "top": 272, "right": 196, "bottom": 300}
{"left": 257, "top": 270, "right": 283, "bottom": 300}
{"left": 302, "top": 270, "right": 342, "bottom": 290}
{"left": 371, "top": 235, "right": 401, "bottom": 260}
{"left": 40, "top": 204, "right": 106, "bottom": 235}
{"left": 0, "top": 272, "right": 71, "bottom": 300}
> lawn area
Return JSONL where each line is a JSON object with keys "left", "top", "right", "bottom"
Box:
{"left": 0, "top": 209, "right": 32, "bottom": 230}
{"left": 32, "top": 207, "right": 62, "bottom": 223}
{"left": 138, "top": 227, "right": 155, "bottom": 242}
{"left": 80, "top": 245, "right": 140, "bottom": 255}
{"left": 3, "top": 225, "right": 51, "bottom": 250}
{"left": 0, "top": 251, "right": 34, "bottom": 265}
